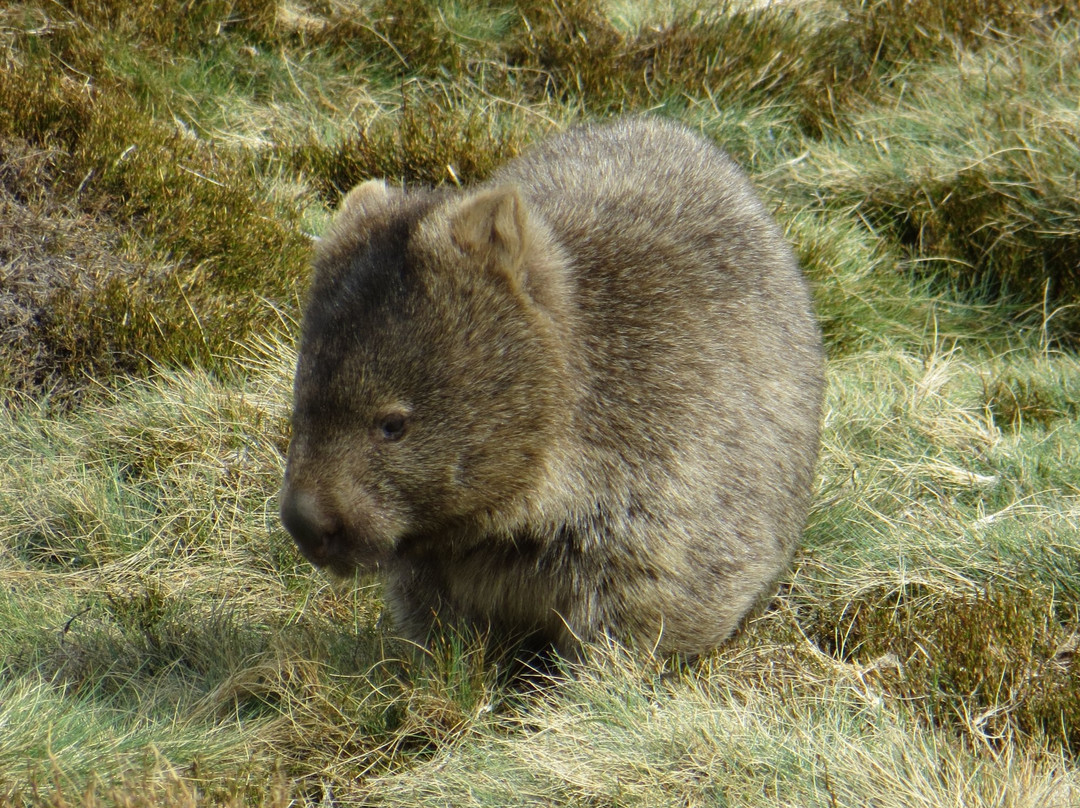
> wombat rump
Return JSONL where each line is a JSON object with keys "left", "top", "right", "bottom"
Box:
{"left": 280, "top": 117, "right": 824, "bottom": 658}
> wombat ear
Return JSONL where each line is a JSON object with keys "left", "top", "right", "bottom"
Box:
{"left": 449, "top": 186, "right": 530, "bottom": 278}
{"left": 341, "top": 178, "right": 391, "bottom": 213}
{"left": 327, "top": 179, "right": 394, "bottom": 238}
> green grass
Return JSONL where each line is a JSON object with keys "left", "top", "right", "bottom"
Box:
{"left": 1, "top": 0, "right": 1079, "bottom": 805}
{"left": 783, "top": 21, "right": 1080, "bottom": 336}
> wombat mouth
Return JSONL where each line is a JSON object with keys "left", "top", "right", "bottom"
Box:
{"left": 302, "top": 540, "right": 390, "bottom": 580}
{"left": 319, "top": 557, "right": 370, "bottom": 580}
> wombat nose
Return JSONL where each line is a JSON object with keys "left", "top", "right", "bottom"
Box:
{"left": 280, "top": 487, "right": 342, "bottom": 567}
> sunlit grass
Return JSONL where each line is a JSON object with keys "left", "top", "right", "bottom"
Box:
{"left": 1, "top": 0, "right": 1078, "bottom": 804}
{"left": 2, "top": 324, "right": 1077, "bottom": 805}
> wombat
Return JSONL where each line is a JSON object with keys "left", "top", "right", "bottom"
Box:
{"left": 279, "top": 117, "right": 824, "bottom": 659}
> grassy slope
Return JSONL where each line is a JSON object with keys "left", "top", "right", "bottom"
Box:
{"left": 1, "top": 0, "right": 1079, "bottom": 805}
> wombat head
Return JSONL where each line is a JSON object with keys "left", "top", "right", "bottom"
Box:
{"left": 280, "top": 179, "right": 571, "bottom": 577}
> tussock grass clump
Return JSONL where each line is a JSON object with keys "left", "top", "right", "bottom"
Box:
{"left": 357, "top": 643, "right": 1080, "bottom": 808}
{"left": 0, "top": 57, "right": 310, "bottom": 397}
{"left": 783, "top": 208, "right": 1006, "bottom": 355}
{"left": 282, "top": 0, "right": 859, "bottom": 129}
{"left": 63, "top": 0, "right": 278, "bottom": 51}
{"left": 504, "top": 0, "right": 869, "bottom": 130}
{"left": 0, "top": 351, "right": 290, "bottom": 576}
{"left": 285, "top": 92, "right": 538, "bottom": 196}
{"left": 801, "top": 343, "right": 1080, "bottom": 755}
{"left": 841, "top": 0, "right": 1078, "bottom": 65}
{"left": 791, "top": 22, "right": 1080, "bottom": 340}
{"left": 985, "top": 358, "right": 1080, "bottom": 431}
{"left": 806, "top": 581, "right": 1080, "bottom": 752}
{"left": 0, "top": 140, "right": 151, "bottom": 399}
{"left": 289, "top": 0, "right": 511, "bottom": 78}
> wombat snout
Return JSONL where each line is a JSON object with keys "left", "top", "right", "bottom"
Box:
{"left": 279, "top": 486, "right": 343, "bottom": 568}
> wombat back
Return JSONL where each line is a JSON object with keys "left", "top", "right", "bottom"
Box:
{"left": 280, "top": 117, "right": 824, "bottom": 658}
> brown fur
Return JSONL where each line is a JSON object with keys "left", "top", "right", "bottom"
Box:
{"left": 279, "top": 117, "right": 824, "bottom": 658}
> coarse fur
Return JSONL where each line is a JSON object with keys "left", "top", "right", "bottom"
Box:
{"left": 280, "top": 117, "right": 825, "bottom": 659}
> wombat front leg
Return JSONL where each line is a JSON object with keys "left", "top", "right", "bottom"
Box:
{"left": 382, "top": 564, "right": 449, "bottom": 649}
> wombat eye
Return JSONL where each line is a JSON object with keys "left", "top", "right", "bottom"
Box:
{"left": 376, "top": 412, "right": 408, "bottom": 441}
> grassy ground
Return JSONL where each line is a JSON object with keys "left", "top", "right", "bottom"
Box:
{"left": 1, "top": 0, "right": 1078, "bottom": 805}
